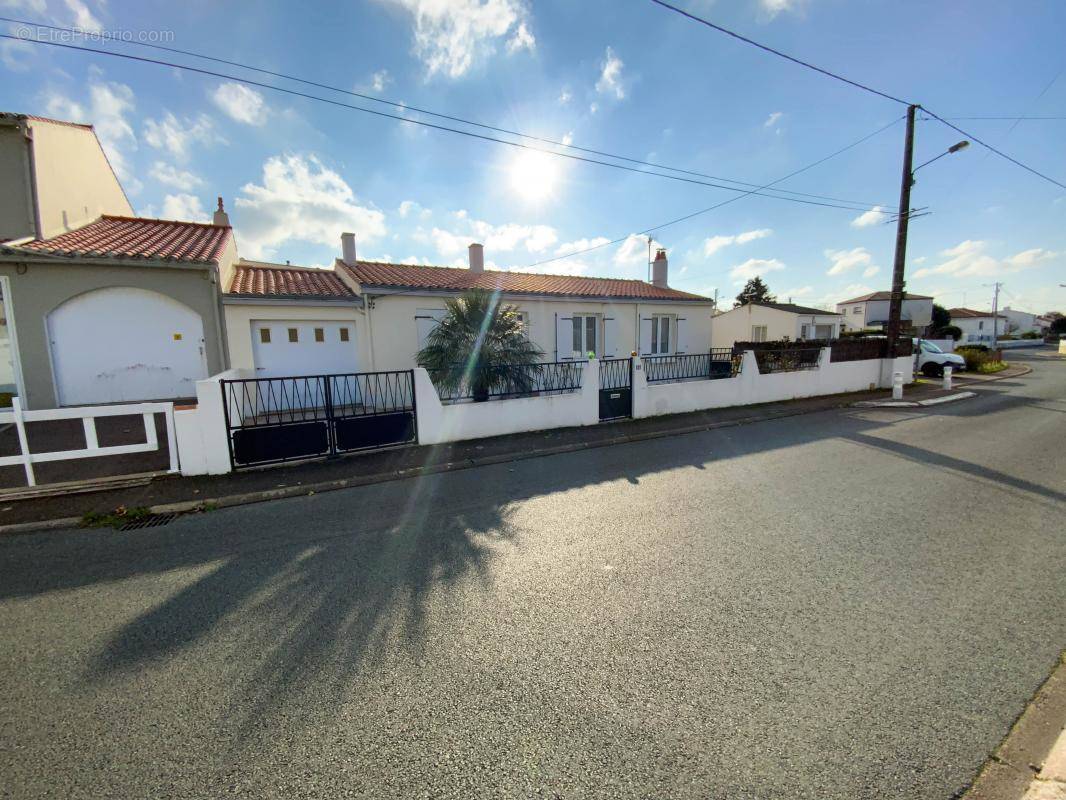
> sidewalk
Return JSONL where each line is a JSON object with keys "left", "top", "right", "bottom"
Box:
{"left": 0, "top": 378, "right": 969, "bottom": 532}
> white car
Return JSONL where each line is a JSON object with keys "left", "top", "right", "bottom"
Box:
{"left": 915, "top": 339, "right": 966, "bottom": 377}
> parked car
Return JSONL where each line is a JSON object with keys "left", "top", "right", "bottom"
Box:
{"left": 914, "top": 338, "right": 966, "bottom": 377}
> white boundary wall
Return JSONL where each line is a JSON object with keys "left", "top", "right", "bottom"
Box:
{"left": 634, "top": 350, "right": 913, "bottom": 419}
{"left": 413, "top": 362, "right": 599, "bottom": 446}
{"left": 174, "top": 368, "right": 254, "bottom": 476}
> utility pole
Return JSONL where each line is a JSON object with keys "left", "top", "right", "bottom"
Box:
{"left": 989, "top": 281, "right": 1002, "bottom": 342}
{"left": 886, "top": 104, "right": 918, "bottom": 356}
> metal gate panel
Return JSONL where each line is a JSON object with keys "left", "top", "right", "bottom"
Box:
{"left": 599, "top": 357, "right": 633, "bottom": 421}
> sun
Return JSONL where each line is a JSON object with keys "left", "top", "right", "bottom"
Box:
{"left": 509, "top": 151, "right": 559, "bottom": 203}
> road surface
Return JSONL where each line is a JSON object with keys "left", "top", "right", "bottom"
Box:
{"left": 2, "top": 350, "right": 1064, "bottom": 798}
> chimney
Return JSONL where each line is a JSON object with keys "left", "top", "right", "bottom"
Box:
{"left": 212, "top": 196, "right": 230, "bottom": 226}
{"left": 651, "top": 248, "right": 668, "bottom": 288}
{"left": 468, "top": 242, "right": 484, "bottom": 273}
{"left": 341, "top": 232, "right": 357, "bottom": 266}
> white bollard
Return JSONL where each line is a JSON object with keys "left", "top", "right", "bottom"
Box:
{"left": 892, "top": 371, "right": 904, "bottom": 400}
{"left": 942, "top": 365, "right": 953, "bottom": 390}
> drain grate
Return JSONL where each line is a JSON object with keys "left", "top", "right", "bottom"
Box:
{"left": 120, "top": 513, "right": 178, "bottom": 531}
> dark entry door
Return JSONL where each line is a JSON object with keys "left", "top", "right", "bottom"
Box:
{"left": 599, "top": 358, "right": 632, "bottom": 421}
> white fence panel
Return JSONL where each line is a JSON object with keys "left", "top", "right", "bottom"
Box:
{"left": 0, "top": 397, "right": 178, "bottom": 487}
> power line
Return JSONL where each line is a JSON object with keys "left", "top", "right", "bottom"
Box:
{"left": 527, "top": 116, "right": 903, "bottom": 268}
{"left": 938, "top": 116, "right": 1066, "bottom": 121}
{"left": 1, "top": 32, "right": 895, "bottom": 215}
{"left": 647, "top": 0, "right": 912, "bottom": 106}
{"left": 647, "top": 1, "right": 1066, "bottom": 191}
{"left": 0, "top": 17, "right": 891, "bottom": 210}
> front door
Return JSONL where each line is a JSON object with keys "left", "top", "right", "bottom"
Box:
{"left": 599, "top": 357, "right": 632, "bottom": 421}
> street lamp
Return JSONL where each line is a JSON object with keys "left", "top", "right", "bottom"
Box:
{"left": 886, "top": 103, "right": 971, "bottom": 355}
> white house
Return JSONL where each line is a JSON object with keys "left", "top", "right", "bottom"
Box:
{"left": 710, "top": 302, "right": 843, "bottom": 348}
{"left": 836, "top": 291, "right": 933, "bottom": 334}
{"left": 1000, "top": 306, "right": 1049, "bottom": 335}
{"left": 948, "top": 308, "right": 1008, "bottom": 343}
{"left": 222, "top": 239, "right": 716, "bottom": 377}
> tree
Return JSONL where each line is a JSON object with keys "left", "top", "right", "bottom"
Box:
{"left": 734, "top": 276, "right": 776, "bottom": 307}
{"left": 939, "top": 325, "right": 962, "bottom": 341}
{"left": 930, "top": 303, "right": 951, "bottom": 333}
{"left": 1051, "top": 316, "right": 1066, "bottom": 336}
{"left": 417, "top": 289, "right": 544, "bottom": 402}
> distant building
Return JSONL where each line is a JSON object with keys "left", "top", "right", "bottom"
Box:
{"left": 836, "top": 291, "right": 933, "bottom": 334}
{"left": 1000, "top": 306, "right": 1050, "bottom": 335}
{"left": 948, "top": 308, "right": 1009, "bottom": 344}
{"left": 710, "top": 302, "right": 843, "bottom": 348}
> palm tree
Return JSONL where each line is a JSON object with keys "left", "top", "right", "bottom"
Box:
{"left": 417, "top": 289, "right": 544, "bottom": 402}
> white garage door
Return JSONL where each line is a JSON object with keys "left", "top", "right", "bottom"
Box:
{"left": 251, "top": 321, "right": 358, "bottom": 378}
{"left": 48, "top": 287, "right": 208, "bottom": 406}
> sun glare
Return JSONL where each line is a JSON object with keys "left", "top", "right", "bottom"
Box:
{"left": 509, "top": 151, "right": 559, "bottom": 203}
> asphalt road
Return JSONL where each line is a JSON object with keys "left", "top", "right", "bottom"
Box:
{"left": 2, "top": 351, "right": 1064, "bottom": 799}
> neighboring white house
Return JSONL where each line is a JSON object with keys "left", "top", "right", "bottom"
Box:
{"left": 948, "top": 308, "right": 1009, "bottom": 343}
{"left": 1000, "top": 306, "right": 1050, "bottom": 335}
{"left": 710, "top": 302, "right": 843, "bottom": 348}
{"left": 223, "top": 240, "right": 716, "bottom": 375}
{"left": 836, "top": 291, "right": 933, "bottom": 334}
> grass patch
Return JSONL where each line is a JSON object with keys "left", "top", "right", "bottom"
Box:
{"left": 81, "top": 505, "right": 153, "bottom": 529}
{"left": 977, "top": 360, "right": 1009, "bottom": 374}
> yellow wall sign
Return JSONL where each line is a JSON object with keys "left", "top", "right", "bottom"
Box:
{"left": 173, "top": 333, "right": 182, "bottom": 341}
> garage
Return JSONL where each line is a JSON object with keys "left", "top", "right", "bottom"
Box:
{"left": 251, "top": 320, "right": 358, "bottom": 378}
{"left": 47, "top": 286, "right": 209, "bottom": 406}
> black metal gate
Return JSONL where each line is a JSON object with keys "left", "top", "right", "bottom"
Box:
{"left": 221, "top": 370, "right": 417, "bottom": 469}
{"left": 599, "top": 357, "right": 632, "bottom": 421}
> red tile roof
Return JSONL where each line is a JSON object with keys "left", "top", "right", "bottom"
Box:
{"left": 948, "top": 307, "right": 1006, "bottom": 319}
{"left": 338, "top": 260, "right": 711, "bottom": 301}
{"left": 14, "top": 215, "right": 232, "bottom": 264}
{"left": 228, "top": 262, "right": 355, "bottom": 299}
{"left": 838, "top": 291, "right": 933, "bottom": 304}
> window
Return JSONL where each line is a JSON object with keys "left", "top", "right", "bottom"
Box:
{"left": 751, "top": 325, "right": 768, "bottom": 342}
{"left": 978, "top": 320, "right": 984, "bottom": 330}
{"left": 314, "top": 327, "right": 324, "bottom": 342}
{"left": 853, "top": 306, "right": 862, "bottom": 314}
{"left": 815, "top": 324, "right": 834, "bottom": 339}
{"left": 800, "top": 324, "right": 810, "bottom": 340}
{"left": 288, "top": 328, "right": 298, "bottom": 342}
{"left": 651, "top": 315, "right": 673, "bottom": 354}
{"left": 339, "top": 327, "right": 350, "bottom": 342}
{"left": 259, "top": 328, "right": 271, "bottom": 344}
{"left": 416, "top": 309, "right": 448, "bottom": 352}
{"left": 572, "top": 314, "right": 598, "bottom": 356}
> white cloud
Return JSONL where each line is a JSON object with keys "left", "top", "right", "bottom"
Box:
{"left": 506, "top": 21, "right": 535, "bottom": 53}
{"left": 149, "top": 162, "right": 203, "bottom": 191}
{"left": 838, "top": 282, "right": 875, "bottom": 299}
{"left": 211, "top": 82, "right": 268, "bottom": 125}
{"left": 398, "top": 200, "right": 431, "bottom": 219}
{"left": 555, "top": 236, "right": 610, "bottom": 255}
{"left": 368, "top": 69, "right": 391, "bottom": 93}
{"left": 561, "top": 131, "right": 573, "bottom": 146}
{"left": 862, "top": 265, "right": 880, "bottom": 278}
{"left": 558, "top": 88, "right": 572, "bottom": 105}
{"left": 763, "top": 111, "right": 783, "bottom": 129}
{"left": 44, "top": 75, "right": 139, "bottom": 191}
{"left": 730, "top": 257, "right": 785, "bottom": 283}
{"left": 782, "top": 286, "right": 814, "bottom": 297}
{"left": 912, "top": 240, "right": 1060, "bottom": 279}
{"left": 381, "top": 0, "right": 534, "bottom": 79}
{"left": 589, "top": 101, "right": 599, "bottom": 115}
{"left": 64, "top": 0, "right": 103, "bottom": 31}
{"left": 825, "top": 247, "right": 875, "bottom": 276}
{"left": 759, "top": 0, "right": 807, "bottom": 20}
{"left": 143, "top": 112, "right": 217, "bottom": 161}
{"left": 425, "top": 215, "right": 558, "bottom": 257}
{"left": 159, "top": 193, "right": 209, "bottom": 223}
{"left": 596, "top": 46, "right": 625, "bottom": 100}
{"left": 234, "top": 154, "right": 386, "bottom": 260}
{"left": 850, "top": 206, "right": 886, "bottom": 228}
{"left": 703, "top": 228, "right": 772, "bottom": 256}
{"left": 1, "top": 39, "right": 33, "bottom": 71}
{"left": 3, "top": 0, "right": 47, "bottom": 12}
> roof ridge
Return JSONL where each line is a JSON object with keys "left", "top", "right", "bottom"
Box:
{"left": 240, "top": 260, "right": 329, "bottom": 272}
{"left": 2, "top": 112, "right": 94, "bottom": 130}
{"left": 349, "top": 258, "right": 665, "bottom": 286}
{"left": 100, "top": 214, "right": 230, "bottom": 230}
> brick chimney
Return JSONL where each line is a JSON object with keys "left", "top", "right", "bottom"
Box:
{"left": 468, "top": 242, "right": 484, "bottom": 273}
{"left": 212, "top": 196, "right": 230, "bottom": 226}
{"left": 651, "top": 248, "right": 668, "bottom": 288}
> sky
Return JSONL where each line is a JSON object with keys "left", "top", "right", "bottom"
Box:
{"left": 1, "top": 0, "right": 1064, "bottom": 314}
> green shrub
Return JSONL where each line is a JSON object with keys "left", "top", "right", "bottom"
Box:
{"left": 1021, "top": 331, "right": 1040, "bottom": 340}
{"left": 977, "top": 360, "right": 1009, "bottom": 374}
{"left": 956, "top": 347, "right": 990, "bottom": 371}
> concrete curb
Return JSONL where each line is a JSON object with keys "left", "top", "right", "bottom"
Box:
{"left": 852, "top": 391, "right": 977, "bottom": 408}
{"left": 0, "top": 400, "right": 849, "bottom": 537}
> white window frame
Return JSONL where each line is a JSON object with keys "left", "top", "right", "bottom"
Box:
{"left": 571, "top": 313, "right": 600, "bottom": 357}
{"left": 650, "top": 314, "right": 675, "bottom": 355}
{"left": 751, "top": 325, "right": 768, "bottom": 343}
{"left": 0, "top": 276, "right": 26, "bottom": 404}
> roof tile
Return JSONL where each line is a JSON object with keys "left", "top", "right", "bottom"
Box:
{"left": 16, "top": 215, "right": 231, "bottom": 264}
{"left": 228, "top": 262, "right": 355, "bottom": 299}
{"left": 339, "top": 260, "right": 710, "bottom": 301}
